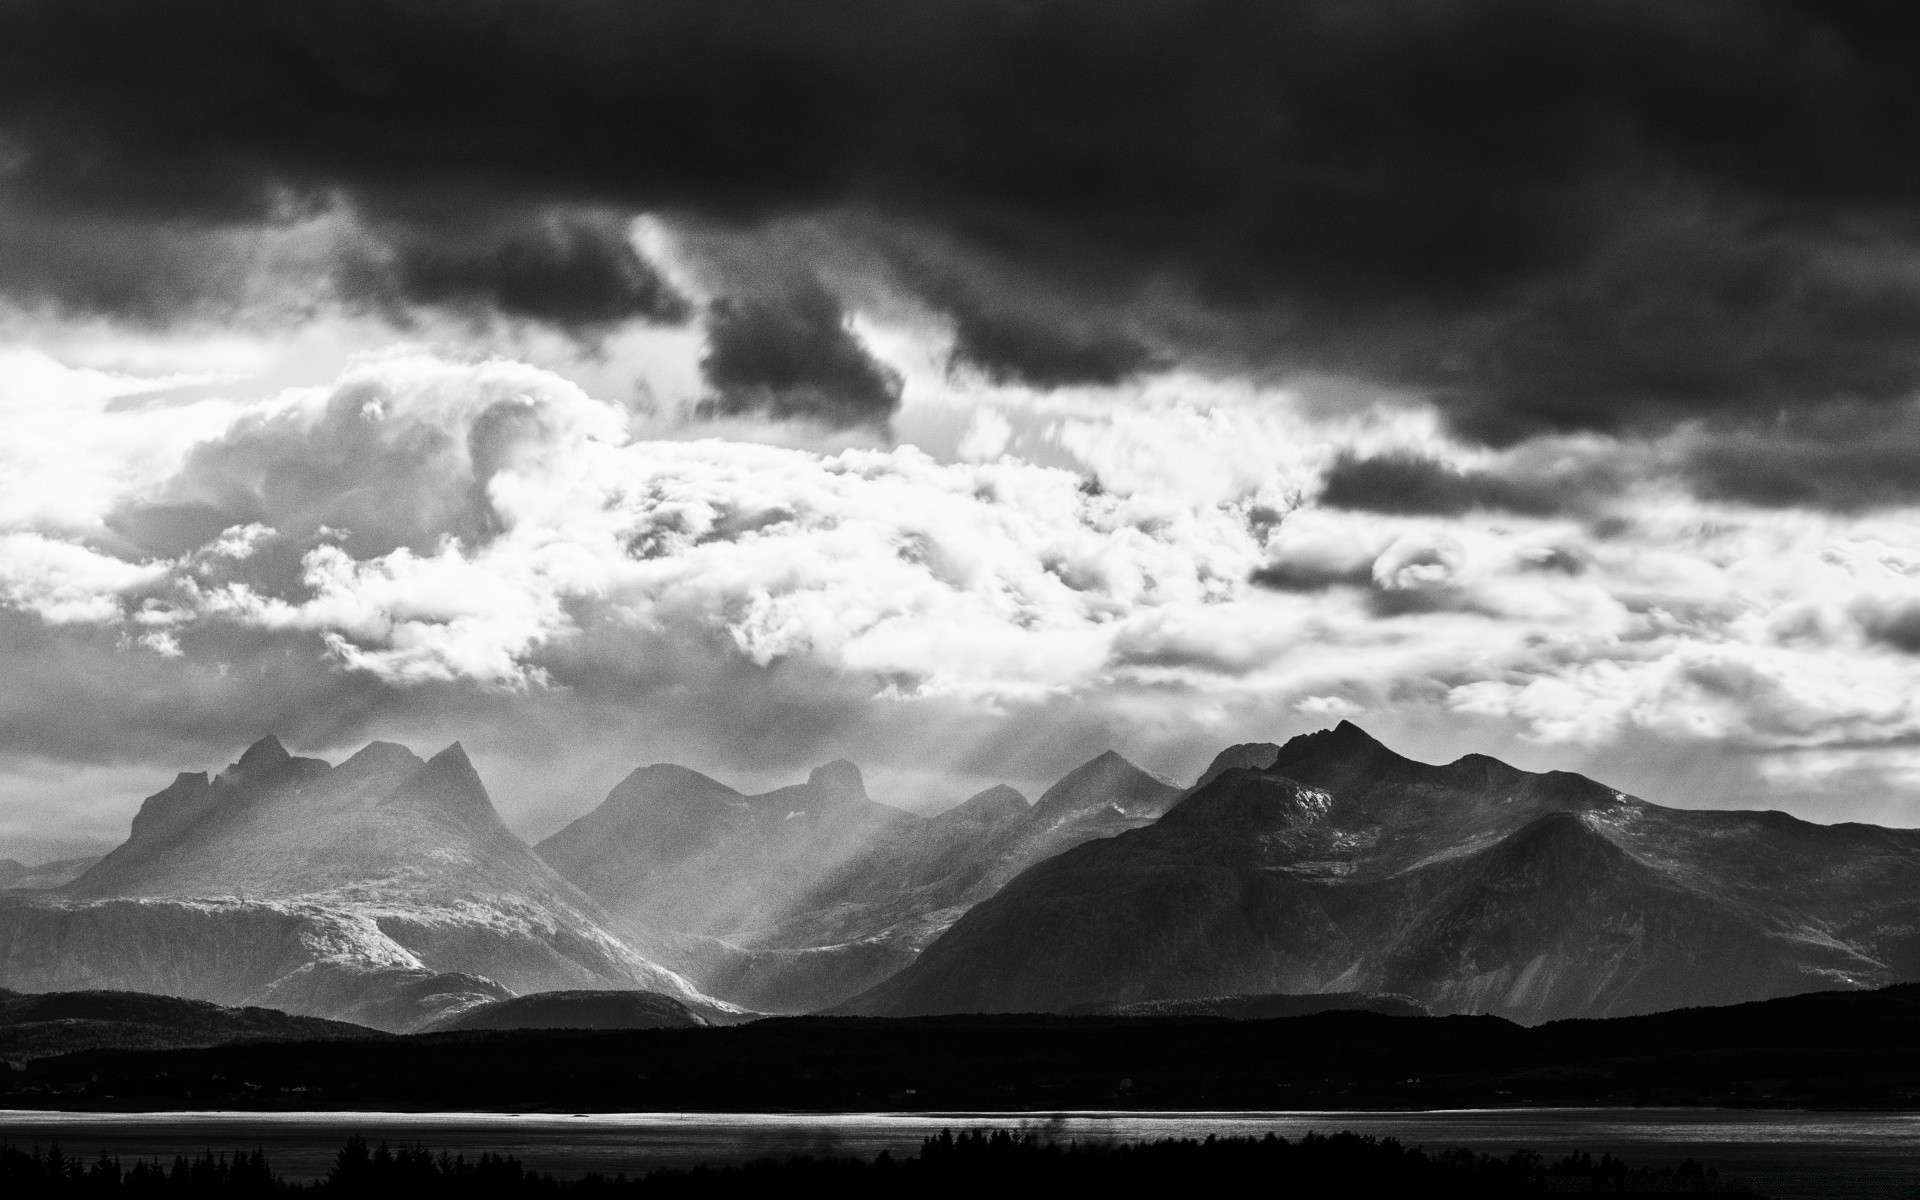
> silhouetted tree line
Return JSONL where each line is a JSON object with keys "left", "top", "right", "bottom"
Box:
{"left": 0, "top": 1129, "right": 1766, "bottom": 1197}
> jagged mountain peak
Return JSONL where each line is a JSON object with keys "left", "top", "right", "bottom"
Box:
{"left": 1263, "top": 720, "right": 1415, "bottom": 791}
{"left": 18, "top": 731, "right": 733, "bottom": 1029}
{"left": 235, "top": 734, "right": 291, "bottom": 773}
{"left": 429, "top": 741, "right": 472, "bottom": 769}
{"left": 806, "top": 759, "right": 867, "bottom": 803}
{"left": 395, "top": 742, "right": 507, "bottom": 832}
{"left": 840, "top": 723, "right": 1920, "bottom": 1022}
{"left": 1029, "top": 750, "right": 1181, "bottom": 822}
{"left": 1274, "top": 719, "right": 1389, "bottom": 762}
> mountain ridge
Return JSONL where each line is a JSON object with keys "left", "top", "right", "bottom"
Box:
{"left": 841, "top": 722, "right": 1920, "bottom": 1021}
{"left": 537, "top": 748, "right": 1191, "bottom": 1013}
{"left": 0, "top": 736, "right": 733, "bottom": 1033}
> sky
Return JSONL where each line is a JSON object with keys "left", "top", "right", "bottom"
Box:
{"left": 10, "top": 0, "right": 1920, "bottom": 857}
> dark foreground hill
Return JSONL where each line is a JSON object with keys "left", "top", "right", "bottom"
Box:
{"left": 425, "top": 989, "right": 706, "bottom": 1032}
{"left": 0, "top": 1131, "right": 1762, "bottom": 1198}
{"left": 5, "top": 982, "right": 1919, "bottom": 1112}
{"left": 0, "top": 988, "right": 374, "bottom": 1062}
{"left": 1071, "top": 991, "right": 1430, "bottom": 1019}
{"left": 844, "top": 722, "right": 1920, "bottom": 1020}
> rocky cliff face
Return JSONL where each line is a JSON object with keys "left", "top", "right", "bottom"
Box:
{"left": 0, "top": 737, "right": 731, "bottom": 1032}
{"left": 842, "top": 722, "right": 1920, "bottom": 1021}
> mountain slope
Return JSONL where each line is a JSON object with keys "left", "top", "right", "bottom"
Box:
{"left": 0, "top": 987, "right": 376, "bottom": 1062}
{"left": 539, "top": 751, "right": 1182, "bottom": 1012}
{"left": 424, "top": 989, "right": 706, "bottom": 1032}
{"left": 844, "top": 722, "right": 1920, "bottom": 1021}
{"left": 0, "top": 737, "right": 731, "bottom": 1032}
{"left": 535, "top": 759, "right": 917, "bottom": 940}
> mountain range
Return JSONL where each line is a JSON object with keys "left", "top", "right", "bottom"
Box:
{"left": 0, "top": 736, "right": 731, "bottom": 1031}
{"left": 537, "top": 749, "right": 1185, "bottom": 1011}
{"left": 2, "top": 720, "right": 1917, "bottom": 1029}
{"left": 841, "top": 722, "right": 1920, "bottom": 1020}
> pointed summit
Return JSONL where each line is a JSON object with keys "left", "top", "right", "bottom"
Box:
{"left": 807, "top": 759, "right": 867, "bottom": 805}
{"left": 394, "top": 742, "right": 508, "bottom": 837}
{"left": 1267, "top": 720, "right": 1406, "bottom": 789}
{"left": 424, "top": 741, "right": 477, "bottom": 780}
{"left": 1030, "top": 750, "right": 1181, "bottom": 822}
{"left": 235, "top": 734, "right": 291, "bottom": 773}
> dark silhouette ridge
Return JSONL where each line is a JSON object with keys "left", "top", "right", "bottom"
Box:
{"left": 1072, "top": 991, "right": 1430, "bottom": 1020}
{"left": 425, "top": 988, "right": 706, "bottom": 1032}
{"left": 7, "top": 981, "right": 1920, "bottom": 1115}
{"left": 0, "top": 987, "right": 375, "bottom": 1062}
{"left": 0, "top": 1130, "right": 1767, "bottom": 1197}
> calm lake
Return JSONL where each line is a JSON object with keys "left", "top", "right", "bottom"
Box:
{"left": 0, "top": 1109, "right": 1915, "bottom": 1198}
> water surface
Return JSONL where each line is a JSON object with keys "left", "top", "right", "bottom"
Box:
{"left": 1, "top": 1109, "right": 1914, "bottom": 1199}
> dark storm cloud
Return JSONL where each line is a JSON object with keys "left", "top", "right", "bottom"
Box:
{"left": 0, "top": 202, "right": 275, "bottom": 323}
{"left": 341, "top": 211, "right": 691, "bottom": 332}
{"left": 1682, "top": 402, "right": 1920, "bottom": 511}
{"left": 1317, "top": 452, "right": 1575, "bottom": 518}
{"left": 698, "top": 284, "right": 902, "bottom": 426}
{"left": 1249, "top": 558, "right": 1375, "bottom": 593}
{"left": 940, "top": 287, "right": 1162, "bottom": 389}
{"left": 10, "top": 1, "right": 1920, "bottom": 446}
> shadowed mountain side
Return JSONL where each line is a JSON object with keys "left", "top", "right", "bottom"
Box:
{"left": 424, "top": 989, "right": 706, "bottom": 1032}
{"left": 0, "top": 737, "right": 734, "bottom": 1032}
{"left": 841, "top": 723, "right": 1920, "bottom": 1021}
{"left": 0, "top": 987, "right": 376, "bottom": 1062}
{"left": 710, "top": 755, "right": 1182, "bottom": 1009}
{"left": 1075, "top": 992, "right": 1431, "bottom": 1020}
{"left": 535, "top": 752, "right": 1188, "bottom": 1013}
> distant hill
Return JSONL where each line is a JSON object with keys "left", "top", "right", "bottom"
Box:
{"left": 0, "top": 856, "right": 102, "bottom": 891}
{"left": 0, "top": 737, "right": 734, "bottom": 1032}
{"left": 540, "top": 752, "right": 1182, "bottom": 1012}
{"left": 424, "top": 989, "right": 707, "bottom": 1032}
{"left": 13, "top": 981, "right": 1920, "bottom": 1112}
{"left": 1077, "top": 992, "right": 1430, "bottom": 1020}
{"left": 842, "top": 722, "right": 1920, "bottom": 1021}
{"left": 0, "top": 987, "right": 375, "bottom": 1062}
